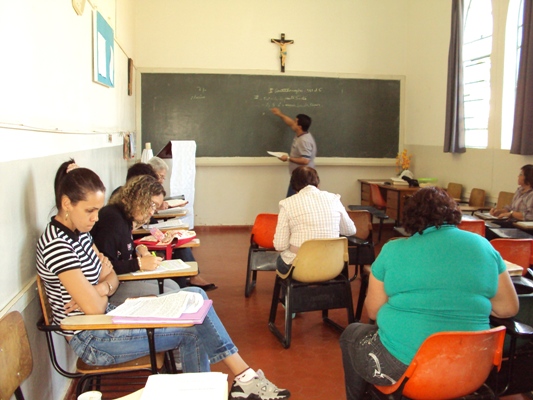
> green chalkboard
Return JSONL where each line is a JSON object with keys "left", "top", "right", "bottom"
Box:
{"left": 141, "top": 73, "right": 400, "bottom": 158}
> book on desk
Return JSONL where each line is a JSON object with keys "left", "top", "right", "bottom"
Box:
{"left": 108, "top": 291, "right": 212, "bottom": 324}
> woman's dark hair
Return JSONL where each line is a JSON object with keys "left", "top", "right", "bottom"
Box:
{"left": 126, "top": 162, "right": 159, "bottom": 181}
{"left": 402, "top": 186, "right": 462, "bottom": 235}
{"left": 54, "top": 160, "right": 105, "bottom": 210}
{"left": 109, "top": 175, "right": 165, "bottom": 221}
{"left": 522, "top": 164, "right": 533, "bottom": 186}
{"left": 290, "top": 166, "right": 320, "bottom": 192}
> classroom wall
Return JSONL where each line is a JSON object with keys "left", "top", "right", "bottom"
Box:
{"left": 3, "top": 0, "right": 532, "bottom": 398}
{"left": 135, "top": 0, "right": 533, "bottom": 223}
{"left": 0, "top": 0, "right": 135, "bottom": 397}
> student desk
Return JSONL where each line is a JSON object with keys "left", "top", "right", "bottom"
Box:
{"left": 358, "top": 179, "right": 419, "bottom": 224}
{"left": 153, "top": 209, "right": 187, "bottom": 219}
{"left": 117, "top": 261, "right": 198, "bottom": 294}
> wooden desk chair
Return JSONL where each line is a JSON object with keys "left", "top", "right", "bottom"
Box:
{"left": 244, "top": 213, "right": 279, "bottom": 297}
{"left": 346, "top": 210, "right": 375, "bottom": 321}
{"left": 0, "top": 311, "right": 33, "bottom": 400}
{"left": 36, "top": 276, "right": 176, "bottom": 398}
{"left": 490, "top": 238, "right": 533, "bottom": 276}
{"left": 445, "top": 182, "right": 463, "bottom": 202}
{"left": 268, "top": 237, "right": 354, "bottom": 348}
{"left": 368, "top": 326, "right": 506, "bottom": 399}
{"left": 459, "top": 188, "right": 487, "bottom": 214}
{"left": 495, "top": 191, "right": 515, "bottom": 209}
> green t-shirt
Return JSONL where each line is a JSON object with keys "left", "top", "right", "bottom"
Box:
{"left": 372, "top": 225, "right": 506, "bottom": 365}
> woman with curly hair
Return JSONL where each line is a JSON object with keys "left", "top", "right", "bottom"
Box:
{"left": 339, "top": 186, "right": 519, "bottom": 400}
{"left": 91, "top": 174, "right": 179, "bottom": 305}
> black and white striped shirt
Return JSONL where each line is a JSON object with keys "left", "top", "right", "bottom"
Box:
{"left": 36, "top": 218, "right": 102, "bottom": 336}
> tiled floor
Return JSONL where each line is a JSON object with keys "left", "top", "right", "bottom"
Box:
{"left": 66, "top": 225, "right": 530, "bottom": 400}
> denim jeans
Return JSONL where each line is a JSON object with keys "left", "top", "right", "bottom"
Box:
{"left": 69, "top": 287, "right": 238, "bottom": 372}
{"left": 340, "top": 323, "right": 408, "bottom": 400}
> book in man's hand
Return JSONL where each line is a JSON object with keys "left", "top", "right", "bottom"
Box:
{"left": 107, "top": 291, "right": 212, "bottom": 324}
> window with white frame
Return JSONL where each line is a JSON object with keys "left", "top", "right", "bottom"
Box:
{"left": 501, "top": 0, "right": 524, "bottom": 150}
{"left": 463, "top": 0, "right": 493, "bottom": 149}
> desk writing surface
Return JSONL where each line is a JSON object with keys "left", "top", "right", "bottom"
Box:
{"left": 60, "top": 315, "right": 193, "bottom": 330}
{"left": 117, "top": 261, "right": 198, "bottom": 281}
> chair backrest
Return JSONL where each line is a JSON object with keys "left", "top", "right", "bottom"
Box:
{"left": 251, "top": 213, "right": 278, "bottom": 249}
{"left": 347, "top": 210, "right": 372, "bottom": 241}
{"left": 458, "top": 219, "right": 486, "bottom": 236}
{"left": 369, "top": 184, "right": 387, "bottom": 209}
{"left": 469, "top": 188, "right": 486, "bottom": 207}
{"left": 446, "top": 182, "right": 463, "bottom": 201}
{"left": 291, "top": 237, "right": 348, "bottom": 283}
{"left": 490, "top": 238, "right": 533, "bottom": 276}
{"left": 36, "top": 275, "right": 54, "bottom": 326}
{"left": 0, "top": 311, "right": 33, "bottom": 399}
{"left": 375, "top": 326, "right": 506, "bottom": 399}
{"left": 496, "top": 191, "right": 515, "bottom": 209}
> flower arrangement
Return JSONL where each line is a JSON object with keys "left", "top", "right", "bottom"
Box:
{"left": 396, "top": 149, "right": 412, "bottom": 173}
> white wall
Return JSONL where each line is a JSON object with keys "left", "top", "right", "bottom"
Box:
{"left": 0, "top": 0, "right": 135, "bottom": 397}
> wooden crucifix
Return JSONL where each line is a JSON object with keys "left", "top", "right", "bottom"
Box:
{"left": 271, "top": 33, "right": 294, "bottom": 73}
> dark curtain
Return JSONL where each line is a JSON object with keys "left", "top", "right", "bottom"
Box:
{"left": 511, "top": 0, "right": 533, "bottom": 155}
{"left": 444, "top": 0, "right": 466, "bottom": 153}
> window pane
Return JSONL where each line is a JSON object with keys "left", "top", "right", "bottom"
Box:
{"left": 463, "top": 0, "right": 492, "bottom": 149}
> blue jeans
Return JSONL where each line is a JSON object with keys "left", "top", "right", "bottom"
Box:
{"left": 69, "top": 287, "right": 238, "bottom": 372}
{"left": 339, "top": 323, "right": 408, "bottom": 400}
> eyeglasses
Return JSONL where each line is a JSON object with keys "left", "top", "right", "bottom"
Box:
{"left": 150, "top": 202, "right": 158, "bottom": 210}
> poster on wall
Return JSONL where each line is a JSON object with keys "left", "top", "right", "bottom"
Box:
{"left": 93, "top": 10, "right": 114, "bottom": 87}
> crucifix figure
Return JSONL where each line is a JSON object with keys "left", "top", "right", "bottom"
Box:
{"left": 271, "top": 33, "right": 294, "bottom": 73}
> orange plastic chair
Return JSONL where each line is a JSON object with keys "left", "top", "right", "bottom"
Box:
{"left": 370, "top": 326, "right": 506, "bottom": 399}
{"left": 490, "top": 238, "right": 533, "bottom": 276}
{"left": 244, "top": 213, "right": 279, "bottom": 297}
{"left": 458, "top": 219, "right": 486, "bottom": 236}
{"left": 369, "top": 184, "right": 387, "bottom": 209}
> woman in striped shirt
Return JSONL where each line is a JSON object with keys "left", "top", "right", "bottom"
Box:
{"left": 36, "top": 161, "right": 290, "bottom": 400}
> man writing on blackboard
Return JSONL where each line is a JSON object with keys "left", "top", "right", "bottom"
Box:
{"left": 271, "top": 108, "right": 317, "bottom": 197}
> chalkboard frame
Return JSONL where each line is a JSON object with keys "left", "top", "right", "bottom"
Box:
{"left": 140, "top": 71, "right": 405, "bottom": 165}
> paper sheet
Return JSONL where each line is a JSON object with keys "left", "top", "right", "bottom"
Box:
{"left": 267, "top": 151, "right": 288, "bottom": 158}
{"left": 108, "top": 291, "right": 203, "bottom": 318}
{"left": 140, "top": 373, "right": 228, "bottom": 400}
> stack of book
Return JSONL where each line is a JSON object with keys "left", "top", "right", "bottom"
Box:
{"left": 390, "top": 177, "right": 409, "bottom": 186}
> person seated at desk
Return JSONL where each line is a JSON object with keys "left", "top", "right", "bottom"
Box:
{"left": 339, "top": 186, "right": 519, "bottom": 400}
{"left": 273, "top": 166, "right": 356, "bottom": 273}
{"left": 92, "top": 174, "right": 182, "bottom": 305}
{"left": 37, "top": 161, "right": 291, "bottom": 400}
{"left": 111, "top": 161, "right": 216, "bottom": 291}
{"left": 490, "top": 164, "right": 533, "bottom": 222}
{"left": 148, "top": 156, "right": 217, "bottom": 291}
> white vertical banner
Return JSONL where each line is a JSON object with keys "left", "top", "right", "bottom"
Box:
{"left": 170, "top": 141, "right": 196, "bottom": 228}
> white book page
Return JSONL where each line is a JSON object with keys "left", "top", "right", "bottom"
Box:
{"left": 107, "top": 291, "right": 203, "bottom": 318}
{"left": 140, "top": 373, "right": 228, "bottom": 400}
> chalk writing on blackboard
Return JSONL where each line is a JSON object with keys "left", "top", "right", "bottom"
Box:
{"left": 252, "top": 86, "right": 323, "bottom": 109}
{"left": 141, "top": 73, "right": 401, "bottom": 158}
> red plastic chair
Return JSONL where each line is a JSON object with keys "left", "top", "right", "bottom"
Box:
{"left": 244, "top": 213, "right": 279, "bottom": 297}
{"left": 458, "top": 219, "right": 486, "bottom": 236}
{"left": 369, "top": 183, "right": 387, "bottom": 209}
{"left": 370, "top": 326, "right": 506, "bottom": 399}
{"left": 490, "top": 238, "right": 533, "bottom": 276}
